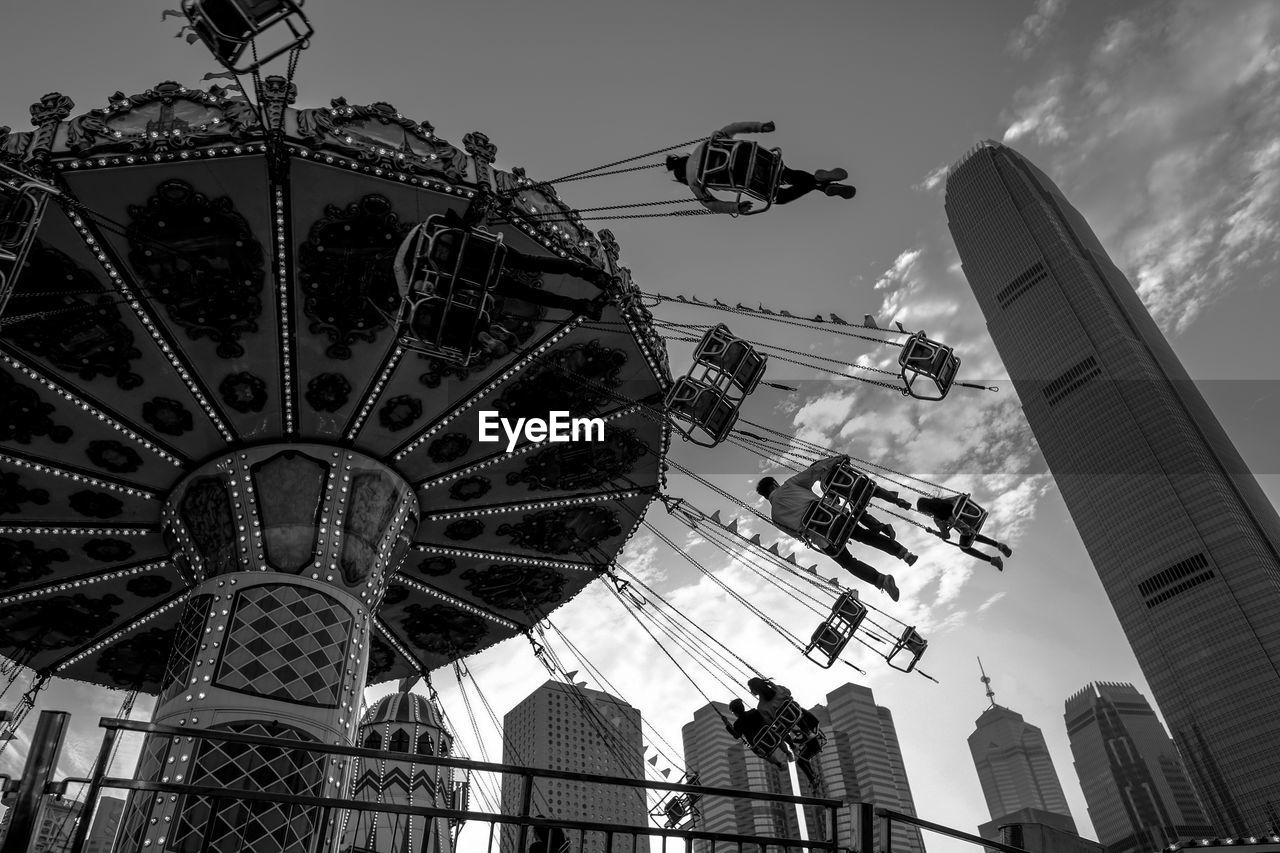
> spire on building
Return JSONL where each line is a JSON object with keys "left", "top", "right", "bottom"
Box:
{"left": 978, "top": 657, "right": 997, "bottom": 710}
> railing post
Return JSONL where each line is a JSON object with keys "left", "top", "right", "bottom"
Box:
{"left": 67, "top": 724, "right": 119, "bottom": 853}
{"left": 0, "top": 710, "right": 70, "bottom": 853}
{"left": 856, "top": 803, "right": 875, "bottom": 853}
{"left": 515, "top": 771, "right": 533, "bottom": 853}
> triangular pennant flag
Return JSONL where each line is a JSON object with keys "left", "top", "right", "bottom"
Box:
{"left": 714, "top": 299, "right": 729, "bottom": 307}
{"left": 786, "top": 552, "right": 798, "bottom": 564}
{"left": 805, "top": 564, "right": 818, "bottom": 574}
{"left": 767, "top": 542, "right": 782, "bottom": 556}
{"left": 811, "top": 314, "right": 825, "bottom": 323}
{"left": 693, "top": 296, "right": 707, "bottom": 304}
{"left": 830, "top": 313, "right": 849, "bottom": 325}
{"left": 896, "top": 321, "right": 908, "bottom": 333}
{"left": 576, "top": 681, "right": 588, "bottom": 688}
{"left": 737, "top": 303, "right": 753, "bottom": 311}
{"left": 779, "top": 310, "right": 795, "bottom": 317}
{"left": 661, "top": 768, "right": 672, "bottom": 778}
{"left": 749, "top": 534, "right": 762, "bottom": 546}
{"left": 726, "top": 519, "right": 739, "bottom": 534}
{"left": 757, "top": 304, "right": 775, "bottom": 315}
{"left": 710, "top": 510, "right": 723, "bottom": 525}
{"left": 564, "top": 670, "right": 579, "bottom": 681}
{"left": 648, "top": 755, "right": 659, "bottom": 766}
{"left": 863, "top": 314, "right": 879, "bottom": 329}
{"left": 676, "top": 294, "right": 689, "bottom": 302}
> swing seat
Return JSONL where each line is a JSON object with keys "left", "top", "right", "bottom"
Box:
{"left": 181, "top": 0, "right": 314, "bottom": 74}
{"left": 0, "top": 178, "right": 53, "bottom": 318}
{"left": 804, "top": 590, "right": 868, "bottom": 668}
{"left": 664, "top": 377, "right": 740, "bottom": 447}
{"left": 665, "top": 325, "right": 766, "bottom": 447}
{"left": 950, "top": 494, "right": 989, "bottom": 536}
{"left": 820, "top": 460, "right": 876, "bottom": 507}
{"left": 397, "top": 216, "right": 507, "bottom": 366}
{"left": 692, "top": 324, "right": 767, "bottom": 394}
{"left": 799, "top": 497, "right": 859, "bottom": 552}
{"left": 898, "top": 331, "right": 960, "bottom": 401}
{"left": 696, "top": 139, "right": 784, "bottom": 216}
{"left": 886, "top": 626, "right": 928, "bottom": 673}
{"left": 749, "top": 699, "right": 802, "bottom": 758}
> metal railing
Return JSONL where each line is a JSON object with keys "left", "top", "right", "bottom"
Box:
{"left": 875, "top": 807, "right": 1030, "bottom": 853}
{"left": 7, "top": 714, "right": 844, "bottom": 853}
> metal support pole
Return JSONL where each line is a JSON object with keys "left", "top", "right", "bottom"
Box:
{"left": 0, "top": 710, "right": 69, "bottom": 853}
{"left": 68, "top": 726, "right": 118, "bottom": 853}
{"left": 856, "top": 803, "right": 875, "bottom": 853}
{"left": 516, "top": 772, "right": 533, "bottom": 853}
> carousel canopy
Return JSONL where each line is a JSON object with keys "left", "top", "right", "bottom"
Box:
{"left": 0, "top": 78, "right": 672, "bottom": 692}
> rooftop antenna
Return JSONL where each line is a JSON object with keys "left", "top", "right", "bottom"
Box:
{"left": 978, "top": 656, "right": 997, "bottom": 709}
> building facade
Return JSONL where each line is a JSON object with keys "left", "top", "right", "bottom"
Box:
{"left": 969, "top": 702, "right": 1075, "bottom": 834}
{"left": 946, "top": 140, "right": 1280, "bottom": 836}
{"left": 810, "top": 684, "right": 925, "bottom": 853}
{"left": 681, "top": 701, "right": 799, "bottom": 853}
{"left": 1065, "top": 682, "right": 1212, "bottom": 853}
{"left": 85, "top": 796, "right": 126, "bottom": 853}
{"left": 501, "top": 680, "right": 645, "bottom": 853}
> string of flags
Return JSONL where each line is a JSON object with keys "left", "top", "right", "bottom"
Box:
{"left": 666, "top": 293, "right": 910, "bottom": 333}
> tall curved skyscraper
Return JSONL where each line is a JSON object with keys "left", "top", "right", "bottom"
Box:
{"left": 945, "top": 141, "right": 1280, "bottom": 836}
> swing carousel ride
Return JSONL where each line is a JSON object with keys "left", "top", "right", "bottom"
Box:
{"left": 0, "top": 2, "right": 1009, "bottom": 848}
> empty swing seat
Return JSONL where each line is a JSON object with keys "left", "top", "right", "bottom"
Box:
{"left": 898, "top": 331, "right": 960, "bottom": 400}
{"left": 397, "top": 216, "right": 507, "bottom": 366}
{"left": 804, "top": 590, "right": 868, "bottom": 668}
{"left": 182, "top": 0, "right": 314, "bottom": 73}
{"left": 692, "top": 324, "right": 767, "bottom": 394}
{"left": 799, "top": 497, "right": 859, "bottom": 552}
{"left": 665, "top": 324, "right": 767, "bottom": 447}
{"left": 695, "top": 139, "right": 784, "bottom": 216}
{"left": 886, "top": 626, "right": 928, "bottom": 673}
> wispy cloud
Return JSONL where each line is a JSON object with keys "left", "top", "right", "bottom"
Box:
{"left": 1009, "top": 0, "right": 1070, "bottom": 59}
{"left": 915, "top": 164, "right": 949, "bottom": 193}
{"left": 1000, "top": 0, "right": 1280, "bottom": 333}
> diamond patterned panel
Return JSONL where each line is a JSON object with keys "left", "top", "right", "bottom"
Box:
{"left": 169, "top": 721, "right": 325, "bottom": 853}
{"left": 214, "top": 585, "right": 351, "bottom": 707}
{"left": 119, "top": 733, "right": 177, "bottom": 851}
{"left": 159, "top": 594, "right": 210, "bottom": 705}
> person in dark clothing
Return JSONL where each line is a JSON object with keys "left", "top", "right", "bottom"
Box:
{"left": 916, "top": 495, "right": 1010, "bottom": 570}
{"left": 725, "top": 698, "right": 791, "bottom": 766}
{"left": 756, "top": 457, "right": 915, "bottom": 601}
{"left": 665, "top": 121, "right": 856, "bottom": 214}
{"left": 395, "top": 189, "right": 616, "bottom": 354}
{"left": 528, "top": 822, "right": 569, "bottom": 853}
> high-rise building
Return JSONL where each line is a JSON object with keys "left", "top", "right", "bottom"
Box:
{"left": 810, "top": 684, "right": 926, "bottom": 853}
{"left": 501, "top": 680, "right": 645, "bottom": 853}
{"left": 85, "top": 796, "right": 126, "bottom": 853}
{"left": 681, "top": 701, "right": 799, "bottom": 852}
{"left": 29, "top": 797, "right": 81, "bottom": 853}
{"left": 968, "top": 664, "right": 1075, "bottom": 839}
{"left": 1065, "top": 683, "right": 1212, "bottom": 853}
{"left": 946, "top": 140, "right": 1280, "bottom": 836}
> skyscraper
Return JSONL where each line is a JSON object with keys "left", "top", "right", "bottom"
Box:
{"left": 808, "top": 683, "right": 926, "bottom": 853}
{"left": 946, "top": 140, "right": 1280, "bottom": 835}
{"left": 84, "top": 797, "right": 126, "bottom": 853}
{"left": 681, "top": 701, "right": 799, "bottom": 852}
{"left": 967, "top": 665, "right": 1076, "bottom": 839}
{"left": 1065, "top": 683, "right": 1212, "bottom": 853}
{"left": 501, "top": 680, "right": 645, "bottom": 853}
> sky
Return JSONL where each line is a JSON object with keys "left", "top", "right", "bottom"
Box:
{"left": 1, "top": 1, "right": 1278, "bottom": 851}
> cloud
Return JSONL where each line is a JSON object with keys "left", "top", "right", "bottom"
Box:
{"left": 914, "top": 164, "right": 949, "bottom": 193}
{"left": 998, "top": 0, "right": 1280, "bottom": 333}
{"left": 1009, "top": 0, "right": 1070, "bottom": 59}
{"left": 1001, "top": 73, "right": 1071, "bottom": 145}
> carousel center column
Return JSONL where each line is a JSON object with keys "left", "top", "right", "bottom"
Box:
{"left": 119, "top": 444, "right": 418, "bottom": 853}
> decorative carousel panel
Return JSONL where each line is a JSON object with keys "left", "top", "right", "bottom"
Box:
{"left": 61, "top": 159, "right": 285, "bottom": 443}
{"left": 0, "top": 453, "right": 160, "bottom": 525}
{"left": 417, "top": 405, "right": 662, "bottom": 506}
{"left": 413, "top": 491, "right": 653, "bottom": 563}
{"left": 376, "top": 588, "right": 523, "bottom": 669}
{"left": 391, "top": 322, "right": 664, "bottom": 485}
{"left": 0, "top": 356, "right": 184, "bottom": 492}
{"left": 3, "top": 201, "right": 230, "bottom": 462}
{"left": 394, "top": 548, "right": 598, "bottom": 623}
{"left": 0, "top": 557, "right": 187, "bottom": 680}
